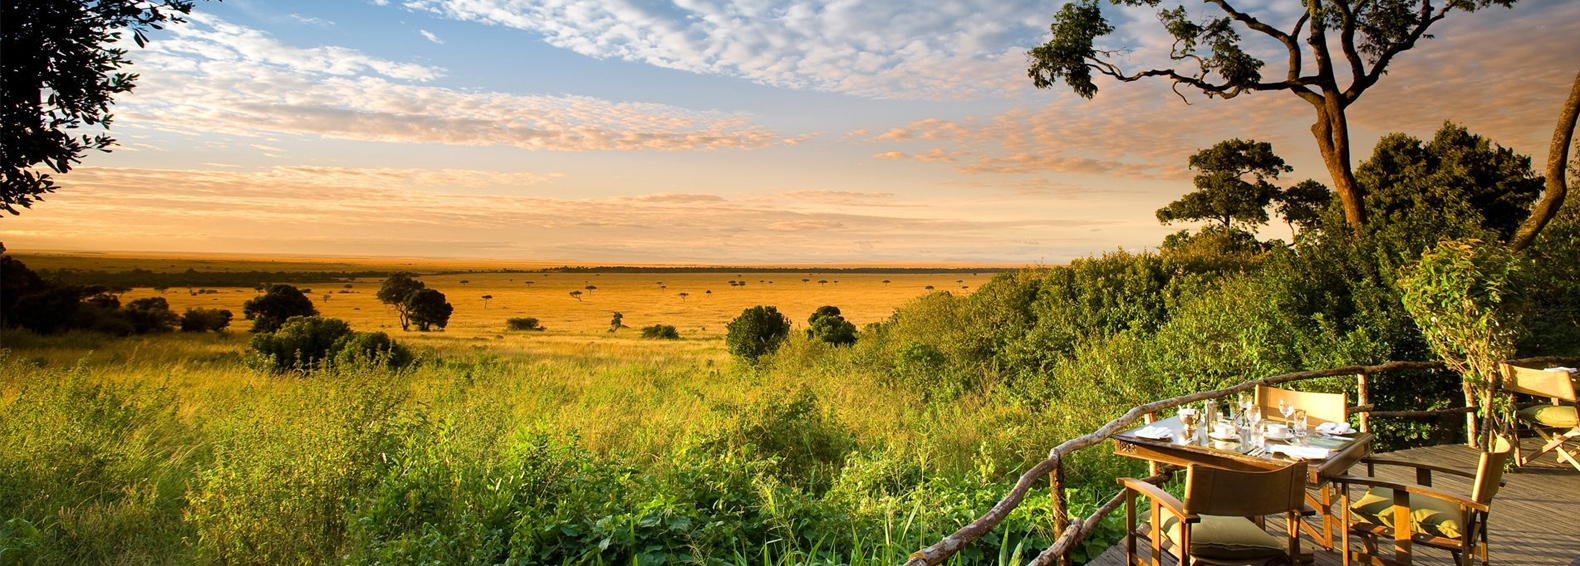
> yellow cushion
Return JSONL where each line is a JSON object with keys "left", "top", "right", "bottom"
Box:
{"left": 1145, "top": 511, "right": 1285, "bottom": 560}
{"left": 1519, "top": 405, "right": 1578, "bottom": 428}
{"left": 1349, "top": 487, "right": 1466, "bottom": 538}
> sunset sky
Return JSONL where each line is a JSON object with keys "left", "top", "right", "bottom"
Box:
{"left": 5, "top": 0, "right": 1577, "bottom": 264}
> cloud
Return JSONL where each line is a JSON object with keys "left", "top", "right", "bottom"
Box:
{"left": 120, "top": 15, "right": 784, "bottom": 152}
{"left": 7, "top": 165, "right": 1124, "bottom": 263}
{"left": 402, "top": 0, "right": 1053, "bottom": 99}
{"left": 289, "top": 14, "right": 335, "bottom": 26}
{"left": 419, "top": 29, "right": 444, "bottom": 44}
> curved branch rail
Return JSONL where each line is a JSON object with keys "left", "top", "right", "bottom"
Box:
{"left": 903, "top": 360, "right": 1448, "bottom": 566}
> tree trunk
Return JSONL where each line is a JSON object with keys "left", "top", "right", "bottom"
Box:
{"left": 1509, "top": 64, "right": 1580, "bottom": 251}
{"left": 1463, "top": 385, "right": 1479, "bottom": 447}
{"left": 1311, "top": 104, "right": 1367, "bottom": 238}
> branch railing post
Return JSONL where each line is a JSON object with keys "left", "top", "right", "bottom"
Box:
{"left": 1356, "top": 370, "right": 1371, "bottom": 433}
{"left": 1047, "top": 449, "right": 1070, "bottom": 566}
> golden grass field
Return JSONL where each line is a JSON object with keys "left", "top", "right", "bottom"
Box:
{"left": 14, "top": 252, "right": 1007, "bottom": 346}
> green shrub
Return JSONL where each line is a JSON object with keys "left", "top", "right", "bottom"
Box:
{"left": 640, "top": 324, "right": 679, "bottom": 339}
{"left": 121, "top": 297, "right": 179, "bottom": 333}
{"left": 505, "top": 317, "right": 542, "bottom": 331}
{"left": 711, "top": 389, "right": 854, "bottom": 491}
{"left": 332, "top": 331, "right": 414, "bottom": 370}
{"left": 806, "top": 305, "right": 857, "bottom": 346}
{"left": 248, "top": 316, "right": 353, "bottom": 373}
{"left": 180, "top": 308, "right": 233, "bottom": 332}
{"left": 725, "top": 305, "right": 791, "bottom": 361}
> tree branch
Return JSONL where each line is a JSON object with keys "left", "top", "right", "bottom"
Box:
{"left": 1509, "top": 64, "right": 1580, "bottom": 251}
{"left": 1334, "top": 0, "right": 1367, "bottom": 89}
{"left": 1344, "top": 1, "right": 1453, "bottom": 104}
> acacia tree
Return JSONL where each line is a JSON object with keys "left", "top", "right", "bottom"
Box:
{"left": 2, "top": 0, "right": 204, "bottom": 215}
{"left": 377, "top": 273, "right": 426, "bottom": 331}
{"left": 1156, "top": 139, "right": 1327, "bottom": 236}
{"left": 1511, "top": 65, "right": 1580, "bottom": 251}
{"left": 1028, "top": 0, "right": 1519, "bottom": 236}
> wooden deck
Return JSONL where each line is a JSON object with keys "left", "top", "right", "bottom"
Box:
{"left": 1086, "top": 437, "right": 1580, "bottom": 566}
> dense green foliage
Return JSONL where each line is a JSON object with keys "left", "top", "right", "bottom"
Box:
{"left": 242, "top": 284, "right": 317, "bottom": 333}
{"left": 1, "top": 255, "right": 183, "bottom": 335}
{"left": 404, "top": 288, "right": 453, "bottom": 332}
{"left": 1359, "top": 123, "right": 1542, "bottom": 239}
{"left": 248, "top": 316, "right": 413, "bottom": 373}
{"left": 726, "top": 306, "right": 792, "bottom": 361}
{"left": 35, "top": 267, "right": 385, "bottom": 289}
{"left": 1, "top": 0, "right": 202, "bottom": 213}
{"left": 806, "top": 306, "right": 857, "bottom": 346}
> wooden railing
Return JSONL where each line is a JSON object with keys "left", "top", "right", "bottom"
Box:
{"left": 901, "top": 360, "right": 1453, "bottom": 566}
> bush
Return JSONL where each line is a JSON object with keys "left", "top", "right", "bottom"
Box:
{"left": 640, "top": 324, "right": 679, "bottom": 340}
{"left": 505, "top": 317, "right": 542, "bottom": 331}
{"left": 725, "top": 305, "right": 791, "bottom": 361}
{"left": 242, "top": 284, "right": 317, "bottom": 333}
{"left": 807, "top": 305, "right": 857, "bottom": 346}
{"left": 711, "top": 389, "right": 854, "bottom": 491}
{"left": 121, "top": 297, "right": 178, "bottom": 333}
{"left": 180, "top": 308, "right": 233, "bottom": 332}
{"left": 404, "top": 288, "right": 452, "bottom": 332}
{"left": 332, "top": 332, "right": 415, "bottom": 370}
{"left": 248, "top": 316, "right": 353, "bottom": 373}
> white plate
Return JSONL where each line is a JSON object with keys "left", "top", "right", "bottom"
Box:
{"left": 1264, "top": 431, "right": 1293, "bottom": 440}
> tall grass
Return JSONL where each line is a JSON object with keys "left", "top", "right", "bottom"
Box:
{"left": 0, "top": 332, "right": 1125, "bottom": 566}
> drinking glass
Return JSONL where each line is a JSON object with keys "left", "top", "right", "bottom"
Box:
{"left": 1238, "top": 392, "right": 1253, "bottom": 415}
{"left": 1247, "top": 405, "right": 1262, "bottom": 434}
{"left": 1279, "top": 399, "right": 1296, "bottom": 422}
{"left": 1293, "top": 410, "right": 1309, "bottom": 445}
{"left": 1179, "top": 408, "right": 1200, "bottom": 442}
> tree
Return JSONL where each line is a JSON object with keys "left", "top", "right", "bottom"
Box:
{"left": 242, "top": 284, "right": 317, "bottom": 333}
{"left": 2, "top": 0, "right": 203, "bottom": 215}
{"left": 480, "top": 294, "right": 492, "bottom": 308}
{"left": 609, "top": 312, "right": 624, "bottom": 332}
{"left": 807, "top": 305, "right": 857, "bottom": 346}
{"left": 1511, "top": 65, "right": 1580, "bottom": 250}
{"left": 1156, "top": 139, "right": 1289, "bottom": 233}
{"left": 678, "top": 292, "right": 689, "bottom": 302}
{"left": 404, "top": 288, "right": 452, "bottom": 331}
{"left": 1276, "top": 179, "right": 1333, "bottom": 235}
{"left": 1028, "top": 0, "right": 1520, "bottom": 236}
{"left": 583, "top": 285, "right": 596, "bottom": 294}
{"left": 569, "top": 290, "right": 583, "bottom": 302}
{"left": 377, "top": 273, "right": 426, "bottom": 331}
{"left": 122, "top": 296, "right": 178, "bottom": 333}
{"left": 726, "top": 306, "right": 792, "bottom": 361}
{"left": 1358, "top": 123, "right": 1542, "bottom": 239}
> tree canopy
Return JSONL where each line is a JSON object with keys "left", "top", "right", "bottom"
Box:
{"left": 1155, "top": 139, "right": 1330, "bottom": 238}
{"left": 1358, "top": 122, "right": 1542, "bottom": 239}
{"left": 376, "top": 273, "right": 426, "bottom": 331}
{"left": 404, "top": 288, "right": 453, "bottom": 332}
{"left": 242, "top": 284, "right": 317, "bottom": 333}
{"left": 1029, "top": 0, "right": 1520, "bottom": 236}
{"left": 2, "top": 0, "right": 202, "bottom": 215}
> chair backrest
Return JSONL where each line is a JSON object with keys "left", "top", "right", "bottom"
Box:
{"left": 1500, "top": 363, "right": 1577, "bottom": 401}
{"left": 1472, "top": 436, "right": 1513, "bottom": 506}
{"left": 1257, "top": 385, "right": 1347, "bottom": 425}
{"left": 1183, "top": 462, "right": 1307, "bottom": 517}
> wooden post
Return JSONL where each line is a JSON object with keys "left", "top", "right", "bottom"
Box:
{"left": 1048, "top": 450, "right": 1070, "bottom": 566}
{"left": 1143, "top": 412, "right": 1159, "bottom": 476}
{"left": 1356, "top": 371, "right": 1370, "bottom": 433}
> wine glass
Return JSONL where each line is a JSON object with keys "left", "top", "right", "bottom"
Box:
{"left": 1279, "top": 399, "right": 1296, "bottom": 423}
{"left": 1237, "top": 392, "right": 1253, "bottom": 418}
{"left": 1247, "top": 405, "right": 1263, "bottom": 433}
{"left": 1293, "top": 410, "right": 1309, "bottom": 445}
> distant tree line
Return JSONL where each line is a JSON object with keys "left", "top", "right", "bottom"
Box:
{"left": 34, "top": 267, "right": 388, "bottom": 289}
{"left": 2, "top": 253, "right": 232, "bottom": 335}
{"left": 537, "top": 266, "right": 1008, "bottom": 274}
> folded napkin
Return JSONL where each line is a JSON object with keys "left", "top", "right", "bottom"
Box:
{"left": 1268, "top": 444, "right": 1331, "bottom": 460}
{"left": 1316, "top": 422, "right": 1355, "bottom": 435}
{"left": 1133, "top": 426, "right": 1174, "bottom": 440}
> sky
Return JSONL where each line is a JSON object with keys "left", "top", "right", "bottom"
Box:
{"left": 4, "top": 0, "right": 1577, "bottom": 264}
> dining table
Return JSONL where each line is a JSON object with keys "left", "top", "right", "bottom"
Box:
{"left": 1112, "top": 414, "right": 1373, "bottom": 553}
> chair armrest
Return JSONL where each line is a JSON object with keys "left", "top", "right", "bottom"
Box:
{"left": 1358, "top": 456, "right": 1477, "bottom": 480}
{"left": 1331, "top": 475, "right": 1490, "bottom": 513}
{"left": 1118, "top": 477, "right": 1198, "bottom": 523}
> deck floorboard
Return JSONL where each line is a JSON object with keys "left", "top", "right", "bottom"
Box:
{"left": 1085, "top": 437, "right": 1580, "bottom": 566}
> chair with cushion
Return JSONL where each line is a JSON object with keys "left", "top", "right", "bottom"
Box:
{"left": 1256, "top": 385, "right": 1347, "bottom": 426}
{"left": 1334, "top": 438, "right": 1510, "bottom": 566}
{"left": 1500, "top": 363, "right": 1579, "bottom": 471}
{"left": 1119, "top": 462, "right": 1308, "bottom": 566}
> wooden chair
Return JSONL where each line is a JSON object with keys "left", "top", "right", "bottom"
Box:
{"left": 1500, "top": 363, "right": 1579, "bottom": 471}
{"left": 1256, "top": 384, "right": 1349, "bottom": 548}
{"left": 1334, "top": 439, "right": 1511, "bottom": 566}
{"left": 1120, "top": 462, "right": 1308, "bottom": 566}
{"left": 1256, "top": 385, "right": 1347, "bottom": 426}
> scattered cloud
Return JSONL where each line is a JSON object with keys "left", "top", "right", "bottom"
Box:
{"left": 419, "top": 29, "right": 443, "bottom": 44}
{"left": 402, "top": 0, "right": 1052, "bottom": 99}
{"left": 121, "top": 15, "right": 785, "bottom": 152}
{"left": 289, "top": 14, "right": 334, "bottom": 26}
